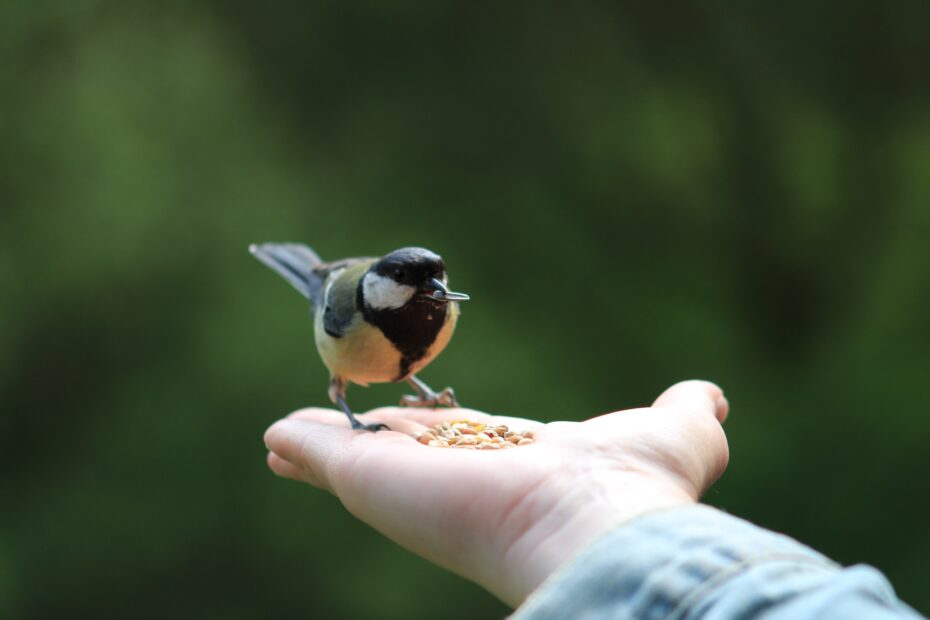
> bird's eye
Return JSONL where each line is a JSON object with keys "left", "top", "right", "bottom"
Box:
{"left": 394, "top": 268, "right": 405, "bottom": 280}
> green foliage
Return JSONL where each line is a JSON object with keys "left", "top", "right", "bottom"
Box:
{"left": 2, "top": 1, "right": 929, "bottom": 617}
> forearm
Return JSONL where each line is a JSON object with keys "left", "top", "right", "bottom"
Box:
{"left": 512, "top": 505, "right": 923, "bottom": 620}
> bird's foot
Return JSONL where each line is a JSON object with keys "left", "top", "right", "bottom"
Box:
{"left": 350, "top": 420, "right": 391, "bottom": 432}
{"left": 400, "top": 386, "right": 458, "bottom": 408}
{"left": 335, "top": 389, "right": 390, "bottom": 432}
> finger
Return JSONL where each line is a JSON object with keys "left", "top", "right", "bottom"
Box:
{"left": 266, "top": 451, "right": 324, "bottom": 487}
{"left": 264, "top": 419, "right": 353, "bottom": 492}
{"left": 285, "top": 407, "right": 430, "bottom": 436}
{"left": 653, "top": 380, "right": 728, "bottom": 423}
{"left": 263, "top": 418, "right": 422, "bottom": 493}
{"left": 287, "top": 406, "right": 544, "bottom": 432}
{"left": 286, "top": 407, "right": 348, "bottom": 425}
{"left": 401, "top": 407, "right": 544, "bottom": 431}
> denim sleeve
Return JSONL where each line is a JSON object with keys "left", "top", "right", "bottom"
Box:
{"left": 511, "top": 504, "right": 924, "bottom": 620}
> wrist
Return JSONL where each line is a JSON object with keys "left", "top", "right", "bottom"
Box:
{"left": 489, "top": 469, "right": 696, "bottom": 607}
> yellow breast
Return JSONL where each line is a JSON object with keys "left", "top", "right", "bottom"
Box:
{"left": 315, "top": 311, "right": 401, "bottom": 386}
{"left": 314, "top": 301, "right": 460, "bottom": 386}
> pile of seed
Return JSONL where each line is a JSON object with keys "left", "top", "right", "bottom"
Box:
{"left": 414, "top": 420, "right": 535, "bottom": 449}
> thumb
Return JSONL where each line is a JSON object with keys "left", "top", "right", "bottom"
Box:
{"left": 650, "top": 380, "right": 731, "bottom": 496}
{"left": 653, "top": 380, "right": 729, "bottom": 423}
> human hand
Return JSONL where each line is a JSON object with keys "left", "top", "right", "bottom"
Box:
{"left": 264, "top": 380, "right": 730, "bottom": 607}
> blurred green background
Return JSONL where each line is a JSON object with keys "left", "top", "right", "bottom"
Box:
{"left": 3, "top": 1, "right": 929, "bottom": 618}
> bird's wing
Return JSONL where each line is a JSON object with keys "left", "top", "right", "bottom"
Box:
{"left": 321, "top": 259, "right": 376, "bottom": 338}
{"left": 250, "top": 242, "right": 327, "bottom": 306}
{"left": 250, "top": 242, "right": 377, "bottom": 315}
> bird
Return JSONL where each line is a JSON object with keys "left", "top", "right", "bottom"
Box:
{"left": 249, "top": 243, "right": 470, "bottom": 432}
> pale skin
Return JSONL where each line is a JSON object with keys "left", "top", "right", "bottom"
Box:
{"left": 264, "top": 380, "right": 730, "bottom": 608}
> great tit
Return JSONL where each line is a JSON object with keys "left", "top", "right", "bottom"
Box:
{"left": 249, "top": 243, "right": 470, "bottom": 431}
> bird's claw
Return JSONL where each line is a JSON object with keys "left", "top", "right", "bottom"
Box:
{"left": 352, "top": 421, "right": 391, "bottom": 432}
{"left": 400, "top": 387, "right": 458, "bottom": 408}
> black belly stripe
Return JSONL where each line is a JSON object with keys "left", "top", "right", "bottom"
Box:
{"left": 358, "top": 282, "right": 447, "bottom": 381}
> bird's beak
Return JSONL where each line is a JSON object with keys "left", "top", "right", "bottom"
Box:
{"left": 426, "top": 277, "right": 470, "bottom": 302}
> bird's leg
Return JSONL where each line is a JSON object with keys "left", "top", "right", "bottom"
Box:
{"left": 329, "top": 377, "right": 389, "bottom": 432}
{"left": 400, "top": 375, "right": 459, "bottom": 408}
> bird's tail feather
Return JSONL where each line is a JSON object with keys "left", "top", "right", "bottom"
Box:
{"left": 249, "top": 242, "right": 324, "bottom": 302}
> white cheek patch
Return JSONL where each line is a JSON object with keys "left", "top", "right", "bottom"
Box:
{"left": 362, "top": 272, "right": 416, "bottom": 310}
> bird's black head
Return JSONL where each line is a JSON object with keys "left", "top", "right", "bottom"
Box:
{"left": 360, "top": 247, "right": 469, "bottom": 312}
{"left": 373, "top": 247, "right": 446, "bottom": 289}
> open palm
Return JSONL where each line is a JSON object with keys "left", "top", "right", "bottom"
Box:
{"left": 264, "top": 380, "right": 730, "bottom": 607}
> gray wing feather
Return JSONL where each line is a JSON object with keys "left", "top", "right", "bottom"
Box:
{"left": 251, "top": 243, "right": 376, "bottom": 336}
{"left": 249, "top": 242, "right": 326, "bottom": 306}
{"left": 321, "top": 261, "right": 373, "bottom": 338}
{"left": 322, "top": 271, "right": 354, "bottom": 337}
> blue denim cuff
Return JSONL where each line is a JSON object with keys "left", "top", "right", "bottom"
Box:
{"left": 511, "top": 504, "right": 914, "bottom": 620}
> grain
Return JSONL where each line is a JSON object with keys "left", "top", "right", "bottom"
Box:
{"left": 413, "top": 420, "right": 536, "bottom": 450}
